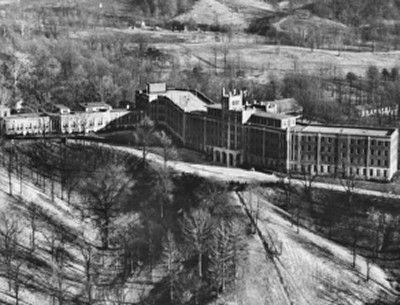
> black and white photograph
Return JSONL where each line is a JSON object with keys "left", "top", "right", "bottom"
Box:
{"left": 0, "top": 0, "right": 400, "bottom": 304}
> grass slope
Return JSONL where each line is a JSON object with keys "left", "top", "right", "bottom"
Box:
{"left": 230, "top": 190, "right": 396, "bottom": 305}
{"left": 174, "top": 0, "right": 274, "bottom": 29}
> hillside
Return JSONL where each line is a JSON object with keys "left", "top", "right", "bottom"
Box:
{"left": 174, "top": 0, "right": 274, "bottom": 29}
{"left": 233, "top": 190, "right": 396, "bottom": 305}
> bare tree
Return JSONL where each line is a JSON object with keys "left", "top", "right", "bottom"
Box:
{"left": 79, "top": 164, "right": 134, "bottom": 249}
{"left": 181, "top": 209, "right": 214, "bottom": 279}
{"left": 340, "top": 173, "right": 360, "bottom": 268}
{"left": 0, "top": 213, "right": 21, "bottom": 292}
{"left": 156, "top": 130, "right": 177, "bottom": 170}
{"left": 208, "top": 220, "right": 243, "bottom": 296}
{"left": 302, "top": 172, "right": 316, "bottom": 204}
{"left": 161, "top": 229, "right": 182, "bottom": 303}
{"left": 132, "top": 116, "right": 155, "bottom": 168}
{"left": 366, "top": 209, "right": 388, "bottom": 281}
{"left": 3, "top": 146, "right": 14, "bottom": 195}
{"left": 79, "top": 241, "right": 95, "bottom": 305}
{"left": 27, "top": 204, "right": 40, "bottom": 253}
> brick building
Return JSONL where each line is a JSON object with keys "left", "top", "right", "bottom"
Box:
{"left": 137, "top": 83, "right": 399, "bottom": 181}
{"left": 290, "top": 125, "right": 398, "bottom": 180}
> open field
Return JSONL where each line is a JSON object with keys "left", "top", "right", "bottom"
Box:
{"left": 72, "top": 25, "right": 400, "bottom": 83}
{"left": 169, "top": 43, "right": 400, "bottom": 81}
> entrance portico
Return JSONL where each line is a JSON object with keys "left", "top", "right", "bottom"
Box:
{"left": 211, "top": 147, "right": 242, "bottom": 167}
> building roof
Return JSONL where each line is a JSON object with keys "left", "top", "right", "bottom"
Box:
{"left": 6, "top": 113, "right": 48, "bottom": 119}
{"left": 80, "top": 102, "right": 111, "bottom": 108}
{"left": 294, "top": 124, "right": 396, "bottom": 137}
{"left": 251, "top": 111, "right": 294, "bottom": 120}
{"left": 54, "top": 104, "right": 70, "bottom": 110}
{"left": 164, "top": 90, "right": 208, "bottom": 113}
{"left": 206, "top": 104, "right": 222, "bottom": 109}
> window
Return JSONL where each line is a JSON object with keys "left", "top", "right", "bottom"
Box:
{"left": 372, "top": 140, "right": 376, "bottom": 145}
{"left": 321, "top": 166, "right": 324, "bottom": 173}
{"left": 377, "top": 170, "right": 381, "bottom": 177}
{"left": 363, "top": 169, "right": 367, "bottom": 175}
{"left": 378, "top": 160, "right": 381, "bottom": 166}
{"left": 370, "top": 169, "right": 374, "bottom": 176}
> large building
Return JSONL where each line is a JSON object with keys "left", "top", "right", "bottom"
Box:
{"left": 137, "top": 83, "right": 399, "bottom": 181}
{"left": 51, "top": 103, "right": 134, "bottom": 134}
{"left": 1, "top": 102, "right": 141, "bottom": 136}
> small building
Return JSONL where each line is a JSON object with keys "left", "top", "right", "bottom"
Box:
{"left": 53, "top": 104, "right": 71, "bottom": 115}
{"left": 355, "top": 104, "right": 398, "bottom": 118}
{"left": 79, "top": 102, "right": 112, "bottom": 113}
{"left": 268, "top": 98, "right": 303, "bottom": 116}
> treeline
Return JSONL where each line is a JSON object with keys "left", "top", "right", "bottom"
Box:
{"left": 280, "top": 66, "right": 400, "bottom": 126}
{"left": 0, "top": 30, "right": 175, "bottom": 110}
{"left": 126, "top": 0, "right": 198, "bottom": 19}
{"left": 308, "top": 0, "right": 400, "bottom": 27}
{"left": 0, "top": 133, "right": 248, "bottom": 304}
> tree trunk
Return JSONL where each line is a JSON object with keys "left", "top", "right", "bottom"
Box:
{"left": 8, "top": 168, "right": 12, "bottom": 195}
{"left": 51, "top": 179, "right": 55, "bottom": 202}
{"left": 102, "top": 218, "right": 109, "bottom": 250}
{"left": 142, "top": 143, "right": 147, "bottom": 168}
{"left": 352, "top": 241, "right": 357, "bottom": 268}
{"left": 198, "top": 252, "right": 202, "bottom": 278}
